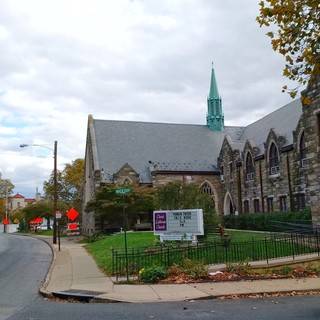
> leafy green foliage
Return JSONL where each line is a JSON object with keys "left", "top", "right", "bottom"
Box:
{"left": 226, "top": 260, "right": 251, "bottom": 275}
{"left": 223, "top": 209, "right": 311, "bottom": 231}
{"left": 86, "top": 184, "right": 154, "bottom": 228}
{"left": 43, "top": 158, "right": 84, "bottom": 211}
{"left": 257, "top": 0, "right": 320, "bottom": 97}
{"left": 139, "top": 266, "right": 167, "bottom": 283}
{"left": 14, "top": 200, "right": 69, "bottom": 230}
{"left": 178, "top": 258, "right": 208, "bottom": 279}
{"left": 155, "top": 181, "right": 220, "bottom": 229}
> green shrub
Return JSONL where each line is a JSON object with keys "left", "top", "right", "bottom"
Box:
{"left": 223, "top": 209, "right": 311, "bottom": 231}
{"left": 226, "top": 260, "right": 251, "bottom": 275}
{"left": 139, "top": 266, "right": 167, "bottom": 283}
{"left": 180, "top": 258, "right": 208, "bottom": 279}
{"left": 278, "top": 265, "right": 293, "bottom": 275}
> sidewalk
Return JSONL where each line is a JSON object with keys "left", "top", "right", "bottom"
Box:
{"left": 38, "top": 236, "right": 320, "bottom": 303}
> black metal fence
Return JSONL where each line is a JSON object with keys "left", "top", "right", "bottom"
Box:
{"left": 112, "top": 233, "right": 320, "bottom": 277}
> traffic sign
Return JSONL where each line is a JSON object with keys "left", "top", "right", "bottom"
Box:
{"left": 66, "top": 208, "right": 79, "bottom": 221}
{"left": 115, "top": 188, "right": 131, "bottom": 195}
{"left": 55, "top": 211, "right": 62, "bottom": 219}
{"left": 2, "top": 218, "right": 9, "bottom": 225}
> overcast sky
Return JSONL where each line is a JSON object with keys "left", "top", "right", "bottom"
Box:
{"left": 0, "top": 0, "right": 297, "bottom": 197}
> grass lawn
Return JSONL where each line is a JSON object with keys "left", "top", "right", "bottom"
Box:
{"left": 85, "top": 229, "right": 272, "bottom": 274}
{"left": 85, "top": 231, "right": 157, "bottom": 274}
{"left": 226, "top": 229, "right": 271, "bottom": 242}
{"left": 30, "top": 229, "right": 53, "bottom": 236}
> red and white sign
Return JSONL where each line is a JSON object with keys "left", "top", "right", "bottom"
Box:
{"left": 55, "top": 211, "right": 62, "bottom": 219}
{"left": 29, "top": 217, "right": 43, "bottom": 225}
{"left": 67, "top": 222, "right": 79, "bottom": 230}
{"left": 66, "top": 208, "right": 79, "bottom": 221}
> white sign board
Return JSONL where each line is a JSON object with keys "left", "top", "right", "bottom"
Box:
{"left": 153, "top": 209, "right": 204, "bottom": 237}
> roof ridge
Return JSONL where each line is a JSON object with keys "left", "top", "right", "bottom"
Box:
{"left": 93, "top": 118, "right": 208, "bottom": 127}
{"left": 240, "top": 99, "right": 301, "bottom": 140}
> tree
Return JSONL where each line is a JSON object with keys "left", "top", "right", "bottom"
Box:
{"left": 155, "top": 182, "right": 220, "bottom": 229}
{"left": 86, "top": 184, "right": 154, "bottom": 229}
{"left": 14, "top": 200, "right": 69, "bottom": 231}
{"left": 0, "top": 178, "right": 14, "bottom": 198}
{"left": 0, "top": 178, "right": 14, "bottom": 220}
{"left": 43, "top": 158, "right": 84, "bottom": 211}
{"left": 257, "top": 0, "right": 320, "bottom": 97}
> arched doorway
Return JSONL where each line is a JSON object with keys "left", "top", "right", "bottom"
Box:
{"left": 224, "top": 192, "right": 235, "bottom": 215}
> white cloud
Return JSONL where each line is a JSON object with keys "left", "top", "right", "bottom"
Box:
{"left": 0, "top": 0, "right": 299, "bottom": 196}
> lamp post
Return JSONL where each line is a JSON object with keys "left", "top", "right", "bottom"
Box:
{"left": 0, "top": 173, "right": 9, "bottom": 233}
{"left": 20, "top": 141, "right": 58, "bottom": 244}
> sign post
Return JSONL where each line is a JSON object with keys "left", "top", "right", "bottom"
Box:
{"left": 115, "top": 187, "right": 131, "bottom": 282}
{"left": 55, "top": 211, "right": 62, "bottom": 251}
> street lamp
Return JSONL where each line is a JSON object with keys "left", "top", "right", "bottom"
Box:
{"left": 20, "top": 141, "right": 58, "bottom": 244}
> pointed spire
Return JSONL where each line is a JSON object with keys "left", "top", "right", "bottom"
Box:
{"left": 206, "top": 63, "right": 224, "bottom": 131}
{"left": 209, "top": 63, "right": 219, "bottom": 99}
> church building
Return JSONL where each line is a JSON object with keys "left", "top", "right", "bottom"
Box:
{"left": 82, "top": 67, "right": 320, "bottom": 235}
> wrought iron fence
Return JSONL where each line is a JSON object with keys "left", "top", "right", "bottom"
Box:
{"left": 112, "top": 232, "right": 320, "bottom": 278}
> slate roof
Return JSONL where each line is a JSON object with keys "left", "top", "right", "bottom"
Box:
{"left": 92, "top": 119, "right": 243, "bottom": 183}
{"left": 238, "top": 99, "right": 302, "bottom": 152}
{"left": 90, "top": 99, "right": 302, "bottom": 183}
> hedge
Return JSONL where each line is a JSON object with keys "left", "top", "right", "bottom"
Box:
{"left": 223, "top": 209, "right": 312, "bottom": 232}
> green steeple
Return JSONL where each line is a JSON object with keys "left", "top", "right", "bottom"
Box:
{"left": 207, "top": 64, "right": 224, "bottom": 131}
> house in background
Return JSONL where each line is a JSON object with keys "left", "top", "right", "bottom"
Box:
{"left": 9, "top": 193, "right": 36, "bottom": 211}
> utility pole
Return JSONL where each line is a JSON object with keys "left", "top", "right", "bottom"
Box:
{"left": 53, "top": 141, "right": 58, "bottom": 244}
{"left": 4, "top": 182, "right": 8, "bottom": 233}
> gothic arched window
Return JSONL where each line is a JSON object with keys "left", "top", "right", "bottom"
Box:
{"left": 269, "top": 142, "right": 280, "bottom": 175}
{"left": 201, "top": 182, "right": 213, "bottom": 195}
{"left": 245, "top": 152, "right": 254, "bottom": 181}
{"left": 123, "top": 177, "right": 132, "bottom": 185}
{"left": 299, "top": 131, "right": 307, "bottom": 167}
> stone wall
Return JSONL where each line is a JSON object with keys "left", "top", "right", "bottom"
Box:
{"left": 301, "top": 76, "right": 320, "bottom": 225}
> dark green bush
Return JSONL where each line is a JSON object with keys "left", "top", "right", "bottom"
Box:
{"left": 139, "top": 266, "right": 167, "bottom": 283}
{"left": 223, "top": 209, "right": 311, "bottom": 231}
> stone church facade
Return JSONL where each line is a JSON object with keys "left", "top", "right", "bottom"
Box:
{"left": 82, "top": 67, "right": 320, "bottom": 235}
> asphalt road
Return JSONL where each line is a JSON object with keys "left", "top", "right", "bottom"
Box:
{"left": 7, "top": 295, "right": 320, "bottom": 320}
{"left": 0, "top": 233, "right": 52, "bottom": 320}
{"left": 1, "top": 233, "right": 320, "bottom": 320}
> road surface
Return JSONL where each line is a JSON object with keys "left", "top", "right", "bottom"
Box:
{"left": 1, "top": 233, "right": 320, "bottom": 320}
{"left": 0, "top": 233, "right": 51, "bottom": 320}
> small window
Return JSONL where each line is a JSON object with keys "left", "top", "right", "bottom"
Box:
{"left": 267, "top": 197, "right": 274, "bottom": 213}
{"left": 123, "top": 178, "right": 132, "bottom": 185}
{"left": 299, "top": 131, "right": 307, "bottom": 167}
{"left": 243, "top": 200, "right": 250, "bottom": 213}
{"left": 245, "top": 152, "right": 255, "bottom": 181}
{"left": 229, "top": 162, "right": 233, "bottom": 176}
{"left": 269, "top": 143, "right": 280, "bottom": 175}
{"left": 294, "top": 193, "right": 306, "bottom": 211}
{"left": 254, "top": 199, "right": 260, "bottom": 213}
{"left": 201, "top": 182, "right": 213, "bottom": 195}
{"left": 279, "top": 196, "right": 288, "bottom": 212}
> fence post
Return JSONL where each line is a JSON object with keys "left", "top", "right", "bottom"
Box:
{"left": 167, "top": 247, "right": 170, "bottom": 267}
{"left": 112, "top": 248, "right": 114, "bottom": 275}
{"left": 316, "top": 230, "right": 320, "bottom": 257}
{"left": 291, "top": 233, "right": 295, "bottom": 260}
{"left": 264, "top": 237, "right": 269, "bottom": 265}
